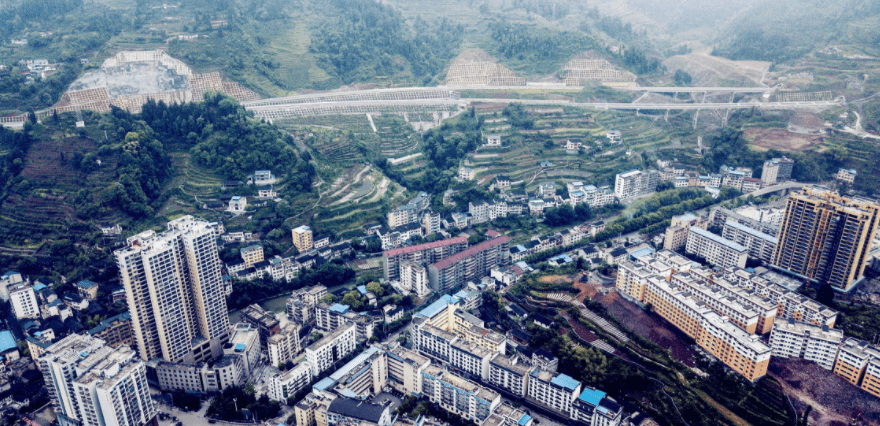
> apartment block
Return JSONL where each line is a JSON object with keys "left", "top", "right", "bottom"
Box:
{"left": 863, "top": 357, "right": 880, "bottom": 398}
{"left": 88, "top": 312, "right": 134, "bottom": 349}
{"left": 836, "top": 168, "right": 857, "bottom": 184}
{"left": 571, "top": 387, "right": 624, "bottom": 426}
{"left": 115, "top": 216, "right": 229, "bottom": 364}
{"left": 833, "top": 338, "right": 880, "bottom": 388}
{"left": 769, "top": 319, "right": 843, "bottom": 370}
{"left": 428, "top": 236, "right": 511, "bottom": 292}
{"left": 240, "top": 304, "right": 281, "bottom": 346}
{"left": 722, "top": 221, "right": 778, "bottom": 263}
{"left": 386, "top": 345, "right": 431, "bottom": 395}
{"left": 240, "top": 244, "right": 264, "bottom": 268}
{"left": 698, "top": 311, "right": 772, "bottom": 382}
{"left": 268, "top": 361, "right": 312, "bottom": 402}
{"left": 760, "top": 157, "right": 794, "bottom": 186}
{"left": 9, "top": 282, "right": 39, "bottom": 319}
{"left": 286, "top": 285, "right": 327, "bottom": 325}
{"left": 450, "top": 339, "right": 494, "bottom": 381}
{"left": 268, "top": 323, "right": 302, "bottom": 368}
{"left": 772, "top": 186, "right": 880, "bottom": 292}
{"left": 711, "top": 207, "right": 780, "bottom": 237}
{"left": 400, "top": 261, "right": 431, "bottom": 298}
{"left": 39, "top": 335, "right": 156, "bottom": 426}
{"left": 383, "top": 236, "right": 467, "bottom": 283}
{"left": 614, "top": 170, "right": 658, "bottom": 200}
{"left": 526, "top": 371, "right": 581, "bottom": 417}
{"left": 292, "top": 225, "right": 314, "bottom": 252}
{"left": 315, "top": 303, "right": 351, "bottom": 332}
{"left": 421, "top": 366, "right": 501, "bottom": 423}
{"left": 488, "top": 354, "right": 534, "bottom": 398}
{"left": 305, "top": 323, "right": 357, "bottom": 376}
{"left": 388, "top": 192, "right": 430, "bottom": 229}
{"left": 482, "top": 403, "right": 535, "bottom": 426}
{"left": 686, "top": 227, "right": 748, "bottom": 269}
{"left": 663, "top": 212, "right": 710, "bottom": 251}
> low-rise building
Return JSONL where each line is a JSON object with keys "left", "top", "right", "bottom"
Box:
{"left": 571, "top": 387, "right": 624, "bottom": 426}
{"left": 75, "top": 280, "right": 99, "bottom": 300}
{"left": 268, "top": 362, "right": 312, "bottom": 402}
{"left": 459, "top": 167, "right": 476, "bottom": 181}
{"left": 836, "top": 168, "right": 857, "bottom": 184}
{"left": 228, "top": 196, "right": 247, "bottom": 212}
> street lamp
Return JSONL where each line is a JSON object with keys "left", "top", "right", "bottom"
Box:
{"left": 233, "top": 398, "right": 238, "bottom": 412}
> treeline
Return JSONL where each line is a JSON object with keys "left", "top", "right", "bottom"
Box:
{"left": 0, "top": 0, "right": 83, "bottom": 39}
{"left": 375, "top": 108, "right": 482, "bottom": 194}
{"left": 139, "top": 94, "right": 313, "bottom": 188}
{"left": 311, "top": 0, "right": 463, "bottom": 85}
{"left": 0, "top": 126, "right": 33, "bottom": 198}
{"left": 711, "top": 29, "right": 802, "bottom": 63}
{"left": 620, "top": 47, "right": 663, "bottom": 75}
{"left": 489, "top": 21, "right": 597, "bottom": 62}
{"left": 227, "top": 261, "right": 355, "bottom": 310}
{"left": 502, "top": 104, "right": 534, "bottom": 129}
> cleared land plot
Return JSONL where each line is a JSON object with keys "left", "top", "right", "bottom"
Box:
{"left": 769, "top": 358, "right": 879, "bottom": 425}
{"left": 744, "top": 128, "right": 825, "bottom": 152}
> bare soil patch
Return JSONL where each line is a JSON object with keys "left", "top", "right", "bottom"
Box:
{"left": 769, "top": 358, "right": 879, "bottom": 425}
{"left": 744, "top": 128, "right": 824, "bottom": 152}
{"left": 790, "top": 111, "right": 824, "bottom": 128}
{"left": 538, "top": 274, "right": 575, "bottom": 284}
{"left": 593, "top": 291, "right": 697, "bottom": 366}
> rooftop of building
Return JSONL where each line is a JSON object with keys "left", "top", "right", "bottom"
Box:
{"left": 775, "top": 319, "right": 843, "bottom": 341}
{"left": 308, "top": 323, "right": 355, "bottom": 350}
{"left": 724, "top": 221, "right": 778, "bottom": 244}
{"left": 490, "top": 354, "right": 533, "bottom": 375}
{"left": 689, "top": 227, "right": 747, "bottom": 252}
{"left": 431, "top": 236, "right": 511, "bottom": 270}
{"left": 327, "top": 397, "right": 387, "bottom": 423}
{"left": 838, "top": 338, "right": 880, "bottom": 359}
{"left": 0, "top": 331, "right": 15, "bottom": 353}
{"left": 702, "top": 311, "right": 770, "bottom": 354}
{"left": 384, "top": 236, "right": 468, "bottom": 258}
{"left": 75, "top": 280, "right": 98, "bottom": 289}
{"left": 578, "top": 387, "right": 607, "bottom": 406}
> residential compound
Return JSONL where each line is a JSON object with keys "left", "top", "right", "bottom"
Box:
{"left": 383, "top": 237, "right": 468, "bottom": 283}
{"left": 721, "top": 220, "right": 778, "bottom": 263}
{"left": 614, "top": 170, "right": 658, "bottom": 201}
{"left": 771, "top": 186, "right": 880, "bottom": 292}
{"left": 616, "top": 250, "right": 828, "bottom": 381}
{"left": 114, "top": 216, "right": 229, "bottom": 364}
{"left": 38, "top": 335, "right": 156, "bottom": 426}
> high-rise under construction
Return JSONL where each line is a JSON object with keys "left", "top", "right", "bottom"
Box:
{"left": 115, "top": 215, "right": 229, "bottom": 363}
{"left": 772, "top": 186, "right": 880, "bottom": 292}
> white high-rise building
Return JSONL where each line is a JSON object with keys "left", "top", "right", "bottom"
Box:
{"left": 769, "top": 319, "right": 844, "bottom": 370}
{"left": 9, "top": 282, "right": 39, "bottom": 319}
{"left": 39, "top": 335, "right": 156, "bottom": 426}
{"left": 268, "top": 323, "right": 302, "bottom": 368}
{"left": 305, "top": 323, "right": 357, "bottom": 376}
{"left": 614, "top": 170, "right": 658, "bottom": 200}
{"left": 401, "top": 261, "right": 431, "bottom": 298}
{"left": 114, "top": 216, "right": 229, "bottom": 364}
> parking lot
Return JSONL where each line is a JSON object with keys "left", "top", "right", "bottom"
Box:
{"left": 370, "top": 391, "right": 403, "bottom": 413}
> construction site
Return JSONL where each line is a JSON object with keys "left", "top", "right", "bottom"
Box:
{"left": 444, "top": 49, "right": 526, "bottom": 86}
{"left": 561, "top": 52, "right": 637, "bottom": 86}
{"left": 52, "top": 50, "right": 260, "bottom": 115}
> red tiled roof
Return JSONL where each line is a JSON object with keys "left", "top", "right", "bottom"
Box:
{"left": 510, "top": 265, "right": 524, "bottom": 276}
{"left": 431, "top": 236, "right": 511, "bottom": 270}
{"left": 486, "top": 229, "right": 500, "bottom": 238}
{"left": 383, "top": 236, "right": 468, "bottom": 257}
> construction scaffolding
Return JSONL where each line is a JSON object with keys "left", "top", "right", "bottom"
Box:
{"left": 775, "top": 91, "right": 833, "bottom": 102}
{"left": 445, "top": 49, "right": 525, "bottom": 86}
{"left": 561, "top": 54, "right": 636, "bottom": 86}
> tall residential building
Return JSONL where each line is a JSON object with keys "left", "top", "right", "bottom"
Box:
{"left": 267, "top": 323, "right": 302, "bottom": 367}
{"left": 428, "top": 236, "right": 511, "bottom": 292}
{"left": 291, "top": 225, "right": 314, "bottom": 252}
{"left": 400, "top": 262, "right": 431, "bottom": 298}
{"left": 9, "top": 282, "right": 39, "bottom": 319}
{"left": 614, "top": 170, "right": 659, "bottom": 200}
{"left": 240, "top": 244, "right": 264, "bottom": 268}
{"left": 771, "top": 186, "right": 880, "bottom": 292}
{"left": 760, "top": 157, "right": 794, "bottom": 186}
{"left": 114, "top": 216, "right": 230, "bottom": 364}
{"left": 39, "top": 335, "right": 156, "bottom": 426}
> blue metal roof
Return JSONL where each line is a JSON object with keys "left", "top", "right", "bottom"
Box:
{"left": 329, "top": 303, "right": 350, "bottom": 314}
{"left": 0, "top": 331, "right": 16, "bottom": 353}
{"left": 76, "top": 280, "right": 98, "bottom": 289}
{"left": 441, "top": 294, "right": 460, "bottom": 305}
{"left": 518, "top": 414, "right": 532, "bottom": 425}
{"left": 235, "top": 343, "right": 247, "bottom": 352}
{"left": 2, "top": 271, "right": 18, "bottom": 279}
{"left": 630, "top": 247, "right": 656, "bottom": 259}
{"left": 578, "top": 387, "right": 607, "bottom": 405}
{"left": 314, "top": 377, "right": 336, "bottom": 391}
{"left": 550, "top": 373, "right": 580, "bottom": 391}
{"left": 357, "top": 285, "right": 367, "bottom": 295}
{"left": 33, "top": 283, "right": 48, "bottom": 291}
{"left": 416, "top": 298, "right": 449, "bottom": 319}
